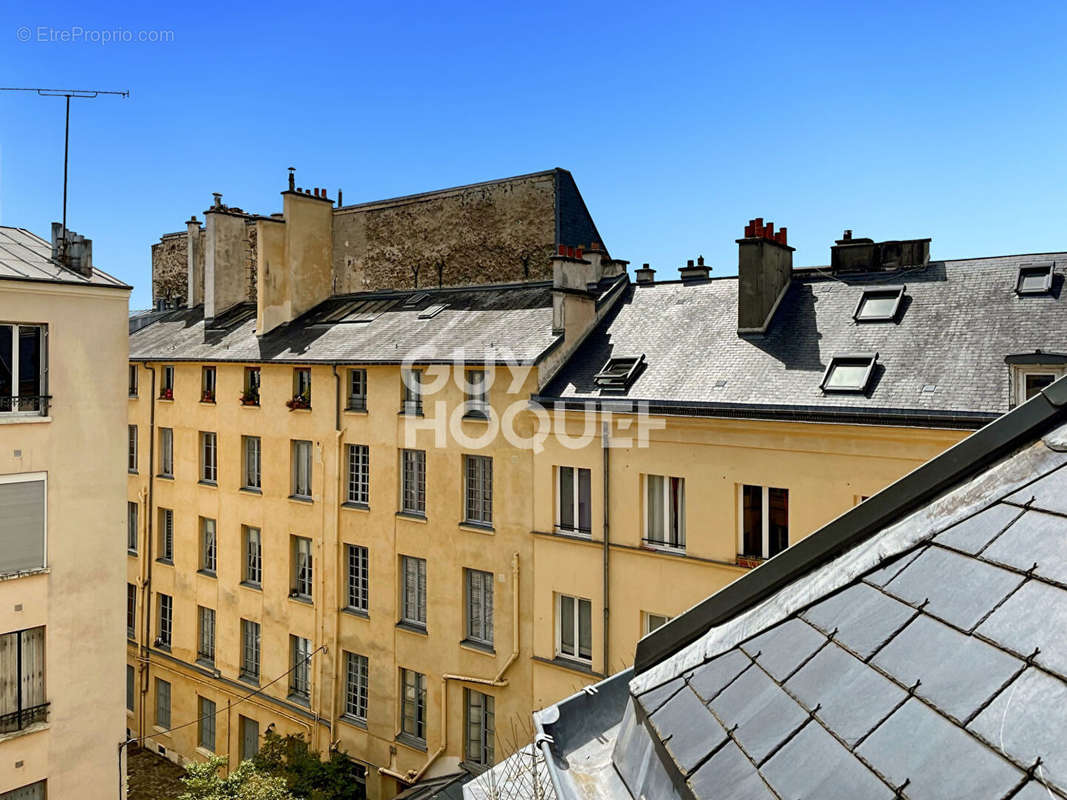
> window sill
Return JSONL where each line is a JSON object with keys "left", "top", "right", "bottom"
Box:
{"left": 239, "top": 402, "right": 261, "bottom": 409}
{"left": 196, "top": 569, "right": 217, "bottom": 579}
{"left": 128, "top": 470, "right": 138, "bottom": 476}
{"left": 238, "top": 673, "right": 260, "bottom": 688}
{"left": 195, "top": 746, "right": 215, "bottom": 758}
{"left": 396, "top": 511, "right": 427, "bottom": 523}
{"left": 397, "top": 410, "right": 424, "bottom": 417}
{"left": 287, "top": 694, "right": 311, "bottom": 707}
{"left": 239, "top": 486, "right": 263, "bottom": 495}
{"left": 459, "top": 521, "right": 494, "bottom": 534}
{"left": 462, "top": 412, "right": 491, "bottom": 422}
{"left": 288, "top": 594, "right": 313, "bottom": 606}
{"left": 342, "top": 607, "right": 369, "bottom": 620}
{"left": 239, "top": 581, "right": 262, "bottom": 592}
{"left": 641, "top": 542, "right": 687, "bottom": 556}
{"left": 460, "top": 639, "right": 496, "bottom": 656}
{"left": 157, "top": 398, "right": 174, "bottom": 403}
{"left": 152, "top": 725, "right": 171, "bottom": 736}
{"left": 533, "top": 654, "right": 600, "bottom": 677}
{"left": 289, "top": 495, "right": 314, "bottom": 505}
{"left": 396, "top": 733, "right": 427, "bottom": 752}
{"left": 129, "top": 395, "right": 138, "bottom": 400}
{"left": 195, "top": 658, "right": 215, "bottom": 670}
{"left": 736, "top": 554, "right": 767, "bottom": 569}
{"left": 155, "top": 558, "right": 174, "bottom": 566}
{"left": 342, "top": 501, "right": 369, "bottom": 512}
{"left": 128, "top": 549, "right": 139, "bottom": 558}
{"left": 287, "top": 407, "right": 313, "bottom": 413}
{"left": 0, "top": 415, "right": 51, "bottom": 426}
{"left": 199, "top": 401, "right": 216, "bottom": 406}
{"left": 344, "top": 406, "right": 368, "bottom": 415}
{"left": 198, "top": 480, "right": 218, "bottom": 488}
{"left": 0, "top": 566, "right": 48, "bottom": 582}
{"left": 396, "top": 620, "right": 428, "bottom": 636}
{"left": 339, "top": 714, "right": 368, "bottom": 730}
{"left": 156, "top": 474, "right": 174, "bottom": 481}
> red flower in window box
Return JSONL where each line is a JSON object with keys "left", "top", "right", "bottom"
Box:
{"left": 239, "top": 390, "right": 259, "bottom": 406}
{"left": 201, "top": 390, "right": 215, "bottom": 403}
{"left": 285, "top": 394, "right": 311, "bottom": 410}
{"left": 160, "top": 388, "right": 174, "bottom": 400}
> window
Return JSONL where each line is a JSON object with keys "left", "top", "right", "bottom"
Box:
{"left": 160, "top": 365, "right": 174, "bottom": 399}
{"left": 1025, "top": 372, "right": 1057, "bottom": 399}
{"left": 157, "top": 508, "right": 174, "bottom": 562}
{"left": 464, "top": 455, "right": 493, "bottom": 526}
{"left": 556, "top": 594, "right": 592, "bottom": 663}
{"left": 290, "top": 367, "right": 311, "bottom": 409}
{"left": 127, "top": 664, "right": 135, "bottom": 712}
{"left": 400, "top": 668, "right": 426, "bottom": 742}
{"left": 0, "top": 474, "right": 46, "bottom": 575}
{"left": 400, "top": 449, "right": 426, "bottom": 515}
{"left": 240, "top": 716, "right": 260, "bottom": 761}
{"left": 401, "top": 368, "right": 422, "bottom": 414}
{"left": 240, "top": 619, "right": 260, "bottom": 682}
{"left": 201, "top": 366, "right": 216, "bottom": 403}
{"left": 645, "top": 474, "right": 685, "bottom": 550}
{"left": 291, "top": 440, "right": 312, "bottom": 499}
{"left": 127, "top": 583, "right": 137, "bottom": 639}
{"left": 243, "top": 526, "right": 262, "bottom": 586}
{"left": 197, "top": 606, "right": 216, "bottom": 664}
{"left": 465, "top": 689, "right": 495, "bottom": 767}
{"left": 346, "top": 544, "right": 369, "bottom": 612}
{"left": 821, "top": 353, "right": 878, "bottom": 393}
{"left": 400, "top": 555, "right": 427, "bottom": 628}
{"left": 418, "top": 303, "right": 447, "bottom": 320}
{"left": 292, "top": 536, "right": 313, "bottom": 600}
{"left": 557, "top": 466, "right": 592, "bottom": 535}
{"left": 127, "top": 501, "right": 139, "bottom": 553}
{"left": 0, "top": 323, "right": 47, "bottom": 415}
{"left": 346, "top": 444, "right": 369, "bottom": 506}
{"left": 853, "top": 286, "right": 905, "bottom": 322}
{"left": 347, "top": 369, "right": 367, "bottom": 411}
{"left": 465, "top": 569, "right": 494, "bottom": 647}
{"left": 740, "top": 485, "right": 790, "bottom": 560}
{"left": 199, "top": 518, "right": 217, "bottom": 574}
{"left": 464, "top": 369, "right": 489, "bottom": 418}
{"left": 128, "top": 425, "right": 138, "bottom": 472}
{"left": 200, "top": 431, "right": 218, "bottom": 483}
{"left": 129, "top": 364, "right": 138, "bottom": 397}
{"left": 593, "top": 354, "right": 645, "bottom": 390}
{"left": 644, "top": 612, "right": 671, "bottom": 635}
{"left": 158, "top": 428, "right": 174, "bottom": 477}
{"left": 155, "top": 678, "right": 171, "bottom": 728}
{"left": 1015, "top": 262, "right": 1054, "bottom": 295}
{"left": 157, "top": 594, "right": 173, "bottom": 648}
{"left": 198, "top": 696, "right": 216, "bottom": 751}
{"left": 0, "top": 781, "right": 47, "bottom": 800}
{"left": 289, "top": 635, "right": 311, "bottom": 701}
{"left": 241, "top": 367, "right": 260, "bottom": 406}
{"left": 242, "top": 436, "right": 261, "bottom": 490}
{"left": 344, "top": 651, "right": 369, "bottom": 722}
{"left": 0, "top": 627, "right": 47, "bottom": 733}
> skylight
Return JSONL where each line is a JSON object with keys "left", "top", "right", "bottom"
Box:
{"left": 417, "top": 304, "right": 447, "bottom": 320}
{"left": 339, "top": 298, "right": 398, "bottom": 323}
{"left": 1015, "top": 262, "right": 1054, "bottom": 295}
{"left": 404, "top": 292, "right": 430, "bottom": 307}
{"left": 821, "top": 353, "right": 878, "bottom": 393}
{"left": 594, "top": 354, "right": 646, "bottom": 390}
{"left": 854, "top": 286, "right": 905, "bottom": 322}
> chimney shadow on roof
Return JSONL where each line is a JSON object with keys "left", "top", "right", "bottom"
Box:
{"left": 743, "top": 282, "right": 825, "bottom": 372}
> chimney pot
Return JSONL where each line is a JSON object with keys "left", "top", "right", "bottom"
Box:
{"left": 697, "top": 255, "right": 705, "bottom": 267}
{"left": 288, "top": 167, "right": 296, "bottom": 191}
{"left": 337, "top": 188, "right": 343, "bottom": 206}
{"left": 591, "top": 241, "right": 601, "bottom": 251}
{"left": 843, "top": 229, "right": 852, "bottom": 241}
{"left": 687, "top": 259, "right": 694, "bottom": 268}
{"left": 575, "top": 246, "right": 584, "bottom": 259}
{"left": 297, "top": 187, "right": 303, "bottom": 193}
{"left": 558, "top": 244, "right": 567, "bottom": 256}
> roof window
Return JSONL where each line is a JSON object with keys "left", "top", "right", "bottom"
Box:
{"left": 343, "top": 298, "right": 398, "bottom": 323}
{"left": 404, "top": 292, "right": 430, "bottom": 307}
{"left": 594, "top": 354, "right": 645, "bottom": 390}
{"left": 417, "top": 304, "right": 447, "bottom": 320}
{"left": 821, "top": 353, "right": 878, "bottom": 393}
{"left": 854, "top": 286, "right": 905, "bottom": 322}
{"left": 1015, "top": 262, "right": 1054, "bottom": 295}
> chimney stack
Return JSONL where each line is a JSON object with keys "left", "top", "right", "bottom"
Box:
{"left": 679, "top": 255, "right": 712, "bottom": 281}
{"left": 737, "top": 218, "right": 794, "bottom": 334}
{"left": 51, "top": 223, "right": 94, "bottom": 277}
{"left": 635, "top": 263, "right": 656, "bottom": 285}
{"left": 831, "top": 231, "right": 930, "bottom": 274}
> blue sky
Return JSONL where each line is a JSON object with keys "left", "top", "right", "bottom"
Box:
{"left": 2, "top": 1, "right": 1066, "bottom": 308}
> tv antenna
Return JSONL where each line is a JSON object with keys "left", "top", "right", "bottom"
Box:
{"left": 0, "top": 86, "right": 129, "bottom": 263}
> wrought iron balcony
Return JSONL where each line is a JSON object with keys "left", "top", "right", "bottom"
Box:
{"left": 0, "top": 395, "right": 51, "bottom": 415}
{"left": 0, "top": 701, "right": 50, "bottom": 733}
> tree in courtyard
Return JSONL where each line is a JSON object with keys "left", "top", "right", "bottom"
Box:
{"left": 179, "top": 756, "right": 294, "bottom": 800}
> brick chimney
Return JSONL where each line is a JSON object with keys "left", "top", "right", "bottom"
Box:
{"left": 737, "top": 218, "right": 794, "bottom": 334}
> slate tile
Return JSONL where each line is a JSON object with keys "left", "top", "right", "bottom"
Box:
{"left": 740, "top": 618, "right": 826, "bottom": 682}
{"left": 687, "top": 741, "right": 776, "bottom": 800}
{"left": 648, "top": 685, "right": 727, "bottom": 776}
{"left": 762, "top": 721, "right": 893, "bottom": 799}
{"left": 981, "top": 510, "right": 1067, "bottom": 585}
{"left": 977, "top": 580, "right": 1067, "bottom": 679}
{"left": 636, "top": 675, "right": 685, "bottom": 716}
{"left": 802, "top": 581, "right": 915, "bottom": 659}
{"left": 709, "top": 663, "right": 808, "bottom": 764}
{"left": 1004, "top": 464, "right": 1067, "bottom": 516}
{"left": 687, "top": 649, "right": 751, "bottom": 704}
{"left": 933, "top": 503, "right": 1023, "bottom": 555}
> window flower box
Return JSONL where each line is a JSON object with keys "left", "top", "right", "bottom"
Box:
{"left": 286, "top": 394, "right": 311, "bottom": 411}
{"left": 239, "top": 391, "right": 260, "bottom": 406}
{"left": 160, "top": 388, "right": 174, "bottom": 400}
{"left": 201, "top": 390, "right": 215, "bottom": 403}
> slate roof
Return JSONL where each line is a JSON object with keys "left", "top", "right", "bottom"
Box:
{"left": 540, "top": 254, "right": 1067, "bottom": 426}
{"left": 128, "top": 282, "right": 561, "bottom": 364}
{"left": 0, "top": 226, "right": 128, "bottom": 288}
{"left": 469, "top": 378, "right": 1067, "bottom": 800}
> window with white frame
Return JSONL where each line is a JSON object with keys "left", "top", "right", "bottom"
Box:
{"left": 129, "top": 364, "right": 138, "bottom": 397}
{"left": 292, "top": 367, "right": 312, "bottom": 407}
{"left": 465, "top": 568, "right": 494, "bottom": 647}
{"left": 464, "top": 455, "right": 493, "bottom": 525}
{"left": 556, "top": 466, "right": 591, "bottom": 535}
{"left": 292, "top": 536, "right": 313, "bottom": 600}
{"left": 160, "top": 365, "right": 174, "bottom": 399}
{"left": 400, "top": 555, "right": 427, "bottom": 627}
{"left": 400, "top": 449, "right": 426, "bottom": 515}
{"left": 0, "top": 473, "right": 46, "bottom": 575}
{"left": 401, "top": 368, "right": 423, "bottom": 414}
{"left": 465, "top": 689, "right": 495, "bottom": 766}
{"left": 200, "top": 517, "right": 217, "bottom": 574}
{"left": 243, "top": 526, "right": 262, "bottom": 586}
{"left": 556, "top": 593, "right": 592, "bottom": 663}
{"left": 464, "top": 369, "right": 489, "bottom": 418}
{"left": 644, "top": 612, "right": 671, "bottom": 635}
{"left": 127, "top": 501, "right": 138, "bottom": 553}
{"left": 289, "top": 635, "right": 311, "bottom": 700}
{"left": 0, "top": 627, "right": 46, "bottom": 734}
{"left": 155, "top": 678, "right": 171, "bottom": 727}
{"left": 739, "top": 485, "right": 789, "bottom": 559}
{"left": 242, "top": 436, "right": 261, "bottom": 490}
{"left": 158, "top": 428, "right": 174, "bottom": 477}
{"left": 0, "top": 323, "right": 47, "bottom": 415}
{"left": 1009, "top": 363, "right": 1066, "bottom": 406}
{"left": 346, "top": 544, "right": 369, "bottom": 612}
{"left": 344, "top": 651, "right": 369, "bottom": 721}
{"left": 291, "top": 440, "right": 312, "bottom": 498}
{"left": 157, "top": 508, "right": 174, "bottom": 562}
{"left": 157, "top": 593, "right": 173, "bottom": 648}
{"left": 127, "top": 583, "right": 137, "bottom": 638}
{"left": 200, "top": 431, "right": 217, "bottom": 483}
{"left": 240, "top": 619, "right": 260, "bottom": 682}
{"left": 201, "top": 366, "right": 216, "bottom": 403}
{"left": 346, "top": 444, "right": 369, "bottom": 506}
{"left": 197, "top": 606, "right": 216, "bottom": 664}
{"left": 128, "top": 425, "right": 138, "bottom": 473}
{"left": 198, "top": 696, "right": 217, "bottom": 750}
{"left": 400, "top": 668, "right": 426, "bottom": 741}
{"left": 242, "top": 367, "right": 260, "bottom": 405}
{"left": 645, "top": 474, "right": 685, "bottom": 550}
{"left": 347, "top": 369, "right": 367, "bottom": 411}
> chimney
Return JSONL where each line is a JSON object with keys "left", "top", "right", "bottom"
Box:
{"left": 679, "top": 255, "right": 711, "bottom": 282}
{"left": 204, "top": 195, "right": 251, "bottom": 320}
{"left": 830, "top": 231, "right": 930, "bottom": 274}
{"left": 186, "top": 216, "right": 204, "bottom": 307}
{"left": 551, "top": 244, "right": 598, "bottom": 335}
{"left": 737, "top": 218, "right": 794, "bottom": 334}
{"left": 50, "top": 223, "right": 94, "bottom": 277}
{"left": 635, "top": 263, "right": 656, "bottom": 285}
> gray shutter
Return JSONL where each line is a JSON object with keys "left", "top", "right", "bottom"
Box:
{"left": 0, "top": 480, "right": 45, "bottom": 573}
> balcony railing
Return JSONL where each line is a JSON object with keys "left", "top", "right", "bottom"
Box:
{"left": 0, "top": 395, "right": 51, "bottom": 416}
{"left": 0, "top": 701, "right": 50, "bottom": 733}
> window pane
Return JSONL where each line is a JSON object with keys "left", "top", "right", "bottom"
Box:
{"left": 560, "top": 595, "right": 575, "bottom": 655}
{"left": 18, "top": 326, "right": 41, "bottom": 401}
{"left": 578, "top": 598, "right": 592, "bottom": 660}
{"left": 858, "top": 293, "right": 898, "bottom": 319}
{"left": 1025, "top": 373, "right": 1056, "bottom": 400}
{"left": 742, "top": 485, "right": 762, "bottom": 556}
{"left": 0, "top": 325, "right": 12, "bottom": 399}
{"left": 558, "top": 467, "right": 574, "bottom": 529}
{"left": 825, "top": 362, "right": 868, "bottom": 390}
{"left": 768, "top": 488, "right": 789, "bottom": 556}
{"left": 646, "top": 475, "right": 664, "bottom": 542}
{"left": 669, "top": 477, "right": 685, "bottom": 547}
{"left": 577, "top": 468, "right": 592, "bottom": 532}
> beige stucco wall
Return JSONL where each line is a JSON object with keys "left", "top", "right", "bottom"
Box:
{"left": 0, "top": 278, "right": 130, "bottom": 798}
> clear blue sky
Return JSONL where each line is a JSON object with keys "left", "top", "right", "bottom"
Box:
{"left": 2, "top": 0, "right": 1066, "bottom": 308}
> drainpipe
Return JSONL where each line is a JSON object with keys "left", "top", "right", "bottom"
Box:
{"left": 602, "top": 421, "right": 611, "bottom": 674}
{"left": 328, "top": 365, "right": 345, "bottom": 746}
{"left": 139, "top": 363, "right": 157, "bottom": 743}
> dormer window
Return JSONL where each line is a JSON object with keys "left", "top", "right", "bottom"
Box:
{"left": 821, "top": 353, "right": 878, "bottom": 393}
{"left": 854, "top": 286, "right": 905, "bottom": 322}
{"left": 1005, "top": 353, "right": 1066, "bottom": 405}
{"left": 1015, "top": 262, "right": 1054, "bottom": 295}
{"left": 594, "top": 354, "right": 645, "bottom": 390}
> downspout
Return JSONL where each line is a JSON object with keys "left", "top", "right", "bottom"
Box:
{"left": 329, "top": 365, "right": 345, "bottom": 746}
{"left": 602, "top": 421, "right": 611, "bottom": 674}
{"left": 139, "top": 363, "right": 156, "bottom": 742}
{"left": 379, "top": 552, "right": 521, "bottom": 785}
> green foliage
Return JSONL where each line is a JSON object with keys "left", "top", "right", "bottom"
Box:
{"left": 179, "top": 755, "right": 294, "bottom": 800}
{"left": 252, "top": 731, "right": 366, "bottom": 800}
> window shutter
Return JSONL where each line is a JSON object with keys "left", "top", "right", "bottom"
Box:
{"left": 0, "top": 480, "right": 45, "bottom": 573}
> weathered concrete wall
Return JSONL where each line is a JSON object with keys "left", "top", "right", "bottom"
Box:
{"left": 205, "top": 210, "right": 252, "bottom": 318}
{"left": 332, "top": 172, "right": 557, "bottom": 292}
{"left": 151, "top": 232, "right": 189, "bottom": 306}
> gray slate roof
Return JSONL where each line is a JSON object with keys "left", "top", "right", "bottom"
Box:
{"left": 128, "top": 282, "right": 560, "bottom": 364}
{"left": 542, "top": 254, "right": 1067, "bottom": 424}
{"left": 0, "top": 226, "right": 128, "bottom": 288}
